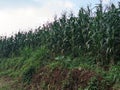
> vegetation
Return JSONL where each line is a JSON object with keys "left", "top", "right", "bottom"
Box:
{"left": 0, "top": 2, "right": 120, "bottom": 90}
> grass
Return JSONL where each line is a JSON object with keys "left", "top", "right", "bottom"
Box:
{"left": 0, "top": 53, "right": 120, "bottom": 89}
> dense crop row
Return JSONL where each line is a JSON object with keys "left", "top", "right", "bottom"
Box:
{"left": 0, "top": 3, "right": 120, "bottom": 65}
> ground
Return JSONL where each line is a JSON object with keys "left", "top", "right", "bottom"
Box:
{"left": 0, "top": 77, "right": 23, "bottom": 90}
{"left": 0, "top": 77, "right": 13, "bottom": 90}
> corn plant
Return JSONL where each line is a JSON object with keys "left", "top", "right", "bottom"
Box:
{"left": 0, "top": 2, "right": 119, "bottom": 65}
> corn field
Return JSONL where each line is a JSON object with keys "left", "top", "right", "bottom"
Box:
{"left": 0, "top": 3, "right": 120, "bottom": 65}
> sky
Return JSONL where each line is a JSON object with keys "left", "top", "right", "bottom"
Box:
{"left": 0, "top": 0, "right": 119, "bottom": 36}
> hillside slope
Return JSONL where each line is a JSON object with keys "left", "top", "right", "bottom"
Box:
{"left": 0, "top": 3, "right": 120, "bottom": 90}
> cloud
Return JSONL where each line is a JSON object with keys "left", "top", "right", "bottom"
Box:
{"left": 102, "top": 0, "right": 110, "bottom": 4}
{"left": 0, "top": 0, "right": 75, "bottom": 36}
{"left": 39, "top": 0, "right": 75, "bottom": 17}
{"left": 42, "top": 0, "right": 75, "bottom": 12}
{"left": 64, "top": 1, "right": 75, "bottom": 8}
{"left": 33, "top": 0, "right": 75, "bottom": 9}
{"left": 0, "top": 7, "right": 54, "bottom": 36}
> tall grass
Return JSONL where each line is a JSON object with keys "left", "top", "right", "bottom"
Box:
{"left": 0, "top": 3, "right": 119, "bottom": 65}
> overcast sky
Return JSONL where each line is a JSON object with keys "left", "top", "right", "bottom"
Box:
{"left": 0, "top": 0, "right": 119, "bottom": 36}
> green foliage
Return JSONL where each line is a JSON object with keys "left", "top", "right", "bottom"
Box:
{"left": 0, "top": 46, "right": 49, "bottom": 84}
{"left": 86, "top": 76, "right": 107, "bottom": 90}
{"left": 22, "top": 65, "right": 35, "bottom": 84}
{"left": 0, "top": 3, "right": 119, "bottom": 64}
{"left": 20, "top": 47, "right": 32, "bottom": 59}
{"left": 0, "top": 2, "right": 120, "bottom": 89}
{"left": 48, "top": 55, "right": 95, "bottom": 70}
{"left": 104, "top": 65, "right": 120, "bottom": 83}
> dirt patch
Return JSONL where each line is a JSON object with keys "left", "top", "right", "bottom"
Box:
{"left": 25, "top": 67, "right": 111, "bottom": 90}
{"left": 0, "top": 77, "right": 14, "bottom": 88}
{"left": 0, "top": 76, "right": 24, "bottom": 90}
